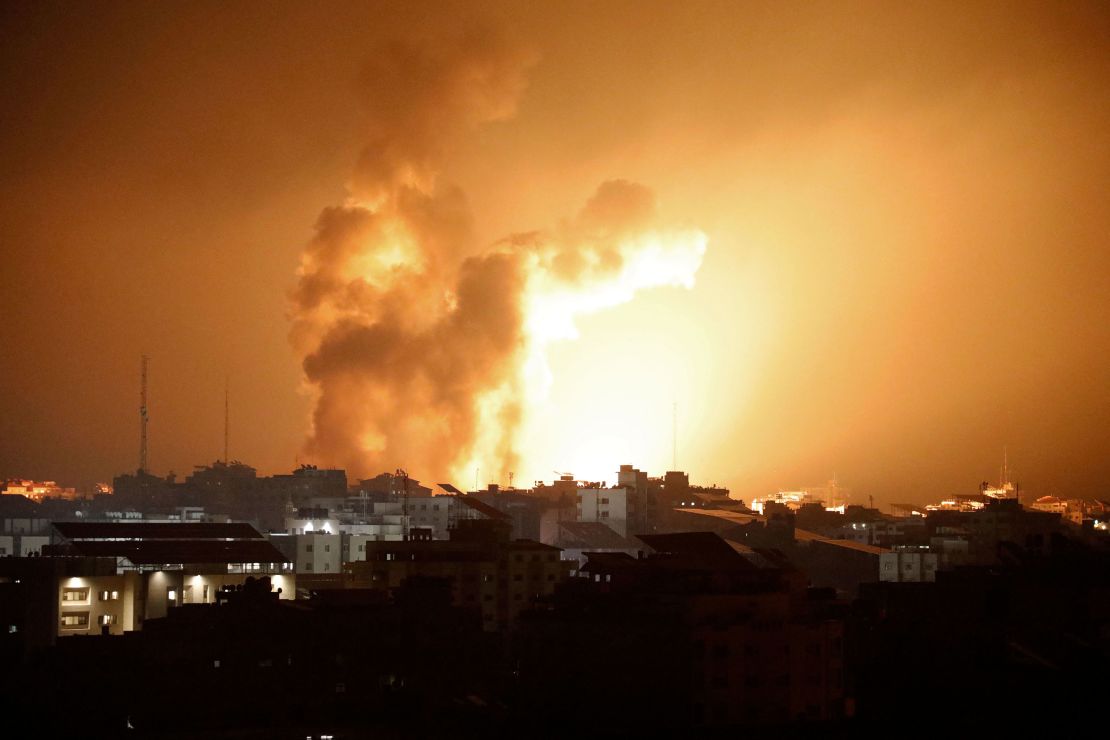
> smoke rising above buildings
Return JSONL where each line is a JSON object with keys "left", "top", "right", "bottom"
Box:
{"left": 290, "top": 29, "right": 706, "bottom": 482}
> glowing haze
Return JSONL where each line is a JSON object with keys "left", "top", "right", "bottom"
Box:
{"left": 290, "top": 29, "right": 706, "bottom": 484}
{"left": 2, "top": 3, "right": 1108, "bottom": 505}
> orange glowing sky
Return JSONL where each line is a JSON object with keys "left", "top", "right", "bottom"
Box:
{"left": 1, "top": 1, "right": 1108, "bottom": 505}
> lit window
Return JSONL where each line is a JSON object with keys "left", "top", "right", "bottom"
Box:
{"left": 60, "top": 612, "right": 89, "bottom": 629}
{"left": 99, "top": 614, "right": 117, "bottom": 626}
{"left": 62, "top": 588, "right": 89, "bottom": 603}
{"left": 168, "top": 589, "right": 177, "bottom": 601}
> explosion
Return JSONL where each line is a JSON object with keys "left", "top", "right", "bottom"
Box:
{"left": 290, "top": 29, "right": 706, "bottom": 484}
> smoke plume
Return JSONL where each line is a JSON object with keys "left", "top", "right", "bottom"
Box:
{"left": 290, "top": 28, "right": 706, "bottom": 483}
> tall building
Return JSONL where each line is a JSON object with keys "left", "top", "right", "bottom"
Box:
{"left": 345, "top": 517, "right": 568, "bottom": 631}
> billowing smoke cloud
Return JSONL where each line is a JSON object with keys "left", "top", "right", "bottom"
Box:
{"left": 290, "top": 28, "right": 705, "bottom": 483}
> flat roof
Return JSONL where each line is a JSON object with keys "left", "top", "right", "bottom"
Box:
{"left": 54, "top": 521, "right": 263, "bottom": 540}
{"left": 812, "top": 538, "right": 888, "bottom": 555}
{"left": 66, "top": 539, "right": 289, "bottom": 565}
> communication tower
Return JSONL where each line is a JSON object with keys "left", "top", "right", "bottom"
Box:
{"left": 139, "top": 354, "right": 149, "bottom": 474}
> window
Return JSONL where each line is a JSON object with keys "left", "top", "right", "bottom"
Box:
{"left": 60, "top": 612, "right": 89, "bottom": 629}
{"left": 306, "top": 544, "right": 313, "bottom": 553}
{"left": 601, "top": 498, "right": 609, "bottom": 504}
{"left": 304, "top": 562, "right": 313, "bottom": 571}
{"left": 99, "top": 614, "right": 117, "bottom": 626}
{"left": 203, "top": 585, "right": 210, "bottom": 603}
{"left": 167, "top": 589, "right": 177, "bottom": 601}
{"left": 600, "top": 512, "right": 609, "bottom": 518}
{"left": 324, "top": 544, "right": 330, "bottom": 552}
{"left": 62, "top": 588, "right": 89, "bottom": 603}
{"left": 358, "top": 544, "right": 365, "bottom": 552}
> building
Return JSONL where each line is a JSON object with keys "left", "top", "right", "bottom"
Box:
{"left": 0, "top": 521, "right": 293, "bottom": 646}
{"left": 522, "top": 532, "right": 850, "bottom": 729}
{"left": 0, "top": 494, "right": 51, "bottom": 556}
{"left": 1, "top": 479, "right": 80, "bottom": 502}
{"left": 345, "top": 517, "right": 569, "bottom": 631}
{"left": 551, "top": 520, "right": 645, "bottom": 569}
{"left": 879, "top": 548, "right": 939, "bottom": 582}
{"left": 576, "top": 486, "right": 631, "bottom": 536}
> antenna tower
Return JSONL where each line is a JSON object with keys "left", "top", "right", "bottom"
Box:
{"left": 139, "top": 354, "right": 149, "bottom": 474}
{"left": 223, "top": 376, "right": 229, "bottom": 464}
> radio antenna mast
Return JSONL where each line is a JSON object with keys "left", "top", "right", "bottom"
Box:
{"left": 139, "top": 354, "right": 149, "bottom": 474}
{"left": 223, "top": 376, "right": 229, "bottom": 464}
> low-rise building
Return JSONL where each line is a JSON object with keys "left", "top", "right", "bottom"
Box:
{"left": 0, "top": 521, "right": 293, "bottom": 646}
{"left": 879, "top": 548, "right": 939, "bottom": 582}
{"left": 576, "top": 486, "right": 631, "bottom": 536}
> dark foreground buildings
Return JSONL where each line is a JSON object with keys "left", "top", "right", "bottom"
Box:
{"left": 2, "top": 477, "right": 1109, "bottom": 736}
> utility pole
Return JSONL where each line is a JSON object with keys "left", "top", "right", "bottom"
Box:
{"left": 139, "top": 355, "right": 149, "bottom": 474}
{"left": 223, "top": 376, "right": 229, "bottom": 464}
{"left": 672, "top": 401, "right": 677, "bottom": 471}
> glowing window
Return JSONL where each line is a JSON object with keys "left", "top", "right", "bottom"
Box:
{"left": 60, "top": 612, "right": 89, "bottom": 629}
{"left": 62, "top": 588, "right": 88, "bottom": 603}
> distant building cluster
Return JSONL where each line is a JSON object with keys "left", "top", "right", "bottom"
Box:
{"left": 1, "top": 456, "right": 1107, "bottom": 734}
{"left": 1, "top": 478, "right": 84, "bottom": 502}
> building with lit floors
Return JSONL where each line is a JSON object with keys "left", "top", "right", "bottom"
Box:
{"left": 345, "top": 517, "right": 569, "bottom": 631}
{"left": 0, "top": 521, "right": 293, "bottom": 646}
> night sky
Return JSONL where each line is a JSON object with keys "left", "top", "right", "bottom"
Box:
{"left": 2, "top": 1, "right": 1108, "bottom": 505}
